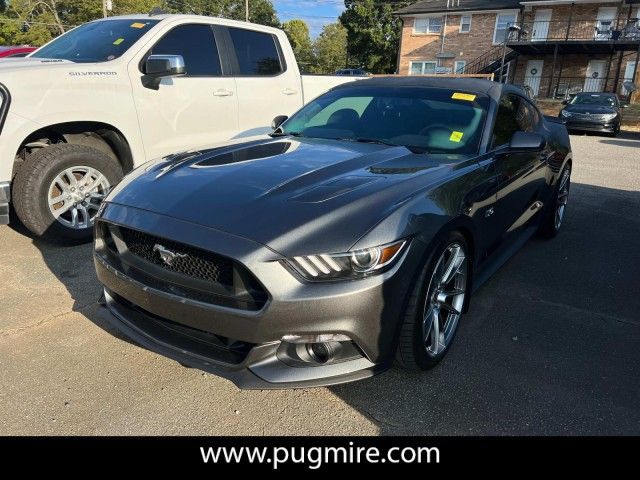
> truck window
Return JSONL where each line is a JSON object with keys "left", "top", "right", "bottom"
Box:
{"left": 32, "top": 19, "right": 159, "bottom": 62}
{"left": 227, "top": 27, "right": 283, "bottom": 76}
{"left": 149, "top": 24, "right": 222, "bottom": 76}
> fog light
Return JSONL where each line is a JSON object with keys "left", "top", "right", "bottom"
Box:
{"left": 306, "top": 342, "right": 338, "bottom": 364}
{"left": 282, "top": 333, "right": 351, "bottom": 344}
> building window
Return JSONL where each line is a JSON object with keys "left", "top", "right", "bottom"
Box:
{"left": 494, "top": 13, "right": 517, "bottom": 44}
{"left": 410, "top": 61, "right": 437, "bottom": 75}
{"left": 414, "top": 17, "right": 443, "bottom": 34}
{"left": 460, "top": 15, "right": 472, "bottom": 33}
{"left": 454, "top": 60, "right": 466, "bottom": 74}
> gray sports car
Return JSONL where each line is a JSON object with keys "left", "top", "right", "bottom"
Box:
{"left": 94, "top": 78, "right": 572, "bottom": 389}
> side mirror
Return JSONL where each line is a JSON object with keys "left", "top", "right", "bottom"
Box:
{"left": 561, "top": 99, "right": 569, "bottom": 105}
{"left": 142, "top": 54, "right": 186, "bottom": 90}
{"left": 271, "top": 115, "right": 288, "bottom": 130}
{"left": 509, "top": 131, "right": 546, "bottom": 152}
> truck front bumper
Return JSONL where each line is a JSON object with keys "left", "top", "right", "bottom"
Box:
{"left": 0, "top": 182, "right": 9, "bottom": 225}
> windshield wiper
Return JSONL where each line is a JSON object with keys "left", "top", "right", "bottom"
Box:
{"left": 269, "top": 131, "right": 303, "bottom": 138}
{"left": 333, "top": 137, "right": 400, "bottom": 147}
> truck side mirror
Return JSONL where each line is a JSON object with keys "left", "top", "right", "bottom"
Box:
{"left": 142, "top": 55, "right": 186, "bottom": 90}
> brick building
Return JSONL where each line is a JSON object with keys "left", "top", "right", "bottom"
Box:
{"left": 395, "top": 0, "right": 640, "bottom": 102}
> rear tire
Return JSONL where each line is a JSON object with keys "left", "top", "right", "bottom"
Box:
{"left": 539, "top": 164, "right": 571, "bottom": 239}
{"left": 12, "top": 144, "right": 123, "bottom": 243}
{"left": 396, "top": 231, "right": 469, "bottom": 371}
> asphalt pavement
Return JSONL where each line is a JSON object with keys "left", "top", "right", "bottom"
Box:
{"left": 1, "top": 132, "right": 639, "bottom": 435}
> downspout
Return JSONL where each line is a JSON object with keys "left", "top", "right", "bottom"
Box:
{"left": 441, "top": 13, "right": 448, "bottom": 70}
{"left": 396, "top": 17, "right": 405, "bottom": 74}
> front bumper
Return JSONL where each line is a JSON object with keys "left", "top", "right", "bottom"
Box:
{"left": 95, "top": 203, "right": 421, "bottom": 389}
{"left": 0, "top": 182, "right": 9, "bottom": 225}
{"left": 563, "top": 118, "right": 619, "bottom": 133}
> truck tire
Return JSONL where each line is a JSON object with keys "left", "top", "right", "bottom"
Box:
{"left": 12, "top": 144, "right": 123, "bottom": 243}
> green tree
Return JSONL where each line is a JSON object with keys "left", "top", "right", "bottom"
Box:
{"left": 282, "top": 19, "right": 313, "bottom": 72}
{"left": 339, "top": 0, "right": 412, "bottom": 74}
{"left": 311, "top": 22, "right": 347, "bottom": 74}
{"left": 0, "top": 0, "right": 280, "bottom": 46}
{"left": 165, "top": 0, "right": 279, "bottom": 27}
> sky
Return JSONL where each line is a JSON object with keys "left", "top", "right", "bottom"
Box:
{"left": 272, "top": 0, "right": 346, "bottom": 38}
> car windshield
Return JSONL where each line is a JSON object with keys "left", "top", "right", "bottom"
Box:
{"left": 280, "top": 86, "right": 489, "bottom": 154}
{"left": 31, "top": 19, "right": 159, "bottom": 63}
{"left": 570, "top": 94, "right": 617, "bottom": 107}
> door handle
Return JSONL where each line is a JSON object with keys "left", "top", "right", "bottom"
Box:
{"left": 213, "top": 89, "right": 233, "bottom": 97}
{"left": 282, "top": 88, "right": 297, "bottom": 95}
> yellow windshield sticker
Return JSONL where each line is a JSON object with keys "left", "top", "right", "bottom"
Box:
{"left": 131, "top": 22, "right": 146, "bottom": 28}
{"left": 113, "top": 38, "right": 124, "bottom": 45}
{"left": 452, "top": 92, "right": 476, "bottom": 102}
{"left": 450, "top": 131, "right": 464, "bottom": 143}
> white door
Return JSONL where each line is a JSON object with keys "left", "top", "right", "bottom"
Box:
{"left": 595, "top": 7, "right": 617, "bottom": 40}
{"left": 129, "top": 23, "right": 239, "bottom": 159}
{"left": 622, "top": 61, "right": 637, "bottom": 95}
{"left": 532, "top": 9, "right": 552, "bottom": 42}
{"left": 524, "top": 60, "right": 544, "bottom": 97}
{"left": 226, "top": 26, "right": 303, "bottom": 137}
{"left": 584, "top": 60, "right": 607, "bottom": 92}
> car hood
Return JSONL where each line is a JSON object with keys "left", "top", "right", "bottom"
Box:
{"left": 106, "top": 137, "right": 473, "bottom": 256}
{"left": 564, "top": 104, "right": 617, "bottom": 114}
{"left": 0, "top": 57, "right": 74, "bottom": 71}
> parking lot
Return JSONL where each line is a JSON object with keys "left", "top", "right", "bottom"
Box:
{"left": 1, "top": 132, "right": 639, "bottom": 435}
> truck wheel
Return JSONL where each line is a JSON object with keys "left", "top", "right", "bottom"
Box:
{"left": 12, "top": 144, "right": 123, "bottom": 243}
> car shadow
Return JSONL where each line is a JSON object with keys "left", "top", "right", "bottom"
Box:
{"left": 598, "top": 130, "right": 640, "bottom": 147}
{"left": 20, "top": 182, "right": 640, "bottom": 435}
{"left": 330, "top": 182, "right": 640, "bottom": 435}
{"left": 9, "top": 218, "right": 136, "bottom": 345}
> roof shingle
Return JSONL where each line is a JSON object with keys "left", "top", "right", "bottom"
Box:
{"left": 394, "top": 0, "right": 522, "bottom": 16}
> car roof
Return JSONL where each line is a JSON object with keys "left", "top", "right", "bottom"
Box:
{"left": 0, "top": 46, "right": 34, "bottom": 52}
{"left": 332, "top": 76, "right": 524, "bottom": 101}
{"left": 576, "top": 92, "right": 616, "bottom": 96}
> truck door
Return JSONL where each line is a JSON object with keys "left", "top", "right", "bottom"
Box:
{"left": 221, "top": 26, "right": 303, "bottom": 137}
{"left": 128, "top": 23, "right": 239, "bottom": 160}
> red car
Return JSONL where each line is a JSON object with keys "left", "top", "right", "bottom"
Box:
{"left": 0, "top": 46, "right": 37, "bottom": 58}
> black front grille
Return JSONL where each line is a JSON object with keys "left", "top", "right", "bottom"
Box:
{"left": 118, "top": 227, "right": 234, "bottom": 286}
{"left": 97, "top": 223, "right": 268, "bottom": 311}
{"left": 109, "top": 291, "right": 254, "bottom": 365}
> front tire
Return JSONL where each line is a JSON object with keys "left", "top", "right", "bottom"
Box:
{"left": 12, "top": 144, "right": 123, "bottom": 243}
{"left": 396, "top": 232, "right": 469, "bottom": 370}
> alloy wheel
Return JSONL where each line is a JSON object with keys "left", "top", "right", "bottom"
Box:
{"left": 422, "top": 242, "right": 468, "bottom": 357}
{"left": 47, "top": 166, "right": 111, "bottom": 230}
{"left": 555, "top": 167, "right": 571, "bottom": 230}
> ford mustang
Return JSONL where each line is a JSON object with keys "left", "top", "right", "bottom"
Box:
{"left": 94, "top": 78, "right": 572, "bottom": 389}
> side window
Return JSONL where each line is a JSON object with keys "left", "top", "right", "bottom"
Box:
{"left": 228, "top": 27, "right": 283, "bottom": 75}
{"left": 149, "top": 24, "right": 221, "bottom": 76}
{"left": 492, "top": 95, "right": 520, "bottom": 148}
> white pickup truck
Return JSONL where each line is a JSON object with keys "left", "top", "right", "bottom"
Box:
{"left": 0, "top": 14, "right": 359, "bottom": 241}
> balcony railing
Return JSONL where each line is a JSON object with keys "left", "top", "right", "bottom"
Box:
{"left": 519, "top": 75, "right": 635, "bottom": 100}
{"left": 507, "top": 19, "right": 640, "bottom": 43}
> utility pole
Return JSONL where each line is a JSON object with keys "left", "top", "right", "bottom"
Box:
{"left": 245, "top": 0, "right": 249, "bottom": 22}
{"left": 102, "top": 0, "right": 107, "bottom": 18}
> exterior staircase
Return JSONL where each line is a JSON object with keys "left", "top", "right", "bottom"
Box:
{"left": 463, "top": 44, "right": 519, "bottom": 80}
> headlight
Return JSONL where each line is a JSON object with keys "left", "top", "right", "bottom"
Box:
{"left": 286, "top": 239, "right": 408, "bottom": 281}
{"left": 560, "top": 110, "right": 572, "bottom": 117}
{"left": 602, "top": 113, "right": 617, "bottom": 121}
